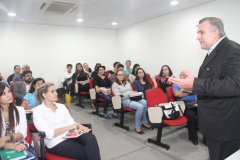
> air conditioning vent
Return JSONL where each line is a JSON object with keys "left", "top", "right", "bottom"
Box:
{"left": 37, "top": 0, "right": 80, "bottom": 14}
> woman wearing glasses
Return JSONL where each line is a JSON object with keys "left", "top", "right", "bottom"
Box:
{"left": 133, "top": 68, "right": 152, "bottom": 92}
{"left": 112, "top": 70, "right": 153, "bottom": 134}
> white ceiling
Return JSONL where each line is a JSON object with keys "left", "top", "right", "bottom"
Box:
{"left": 0, "top": 0, "right": 216, "bottom": 30}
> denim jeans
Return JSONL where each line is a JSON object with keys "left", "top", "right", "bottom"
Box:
{"left": 122, "top": 98, "right": 149, "bottom": 128}
{"left": 96, "top": 93, "right": 111, "bottom": 114}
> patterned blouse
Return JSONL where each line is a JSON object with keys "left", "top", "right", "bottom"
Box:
{"left": 5, "top": 121, "right": 25, "bottom": 145}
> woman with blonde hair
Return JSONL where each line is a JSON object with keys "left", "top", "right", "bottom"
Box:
{"left": 33, "top": 83, "right": 101, "bottom": 160}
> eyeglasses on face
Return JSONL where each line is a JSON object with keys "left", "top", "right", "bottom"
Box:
{"left": 117, "top": 74, "right": 125, "bottom": 76}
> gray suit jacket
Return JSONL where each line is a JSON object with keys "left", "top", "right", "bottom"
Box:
{"left": 193, "top": 37, "right": 240, "bottom": 141}
{"left": 13, "top": 81, "right": 26, "bottom": 105}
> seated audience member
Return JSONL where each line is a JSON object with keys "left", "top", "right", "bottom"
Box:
{"left": 91, "top": 63, "right": 101, "bottom": 79}
{"left": 83, "top": 63, "right": 92, "bottom": 78}
{"left": 0, "top": 73, "right": 6, "bottom": 82}
{"left": 173, "top": 71, "right": 198, "bottom": 145}
{"left": 112, "top": 70, "right": 153, "bottom": 134}
{"left": 93, "top": 66, "right": 119, "bottom": 119}
{"left": 108, "top": 62, "right": 120, "bottom": 80}
{"left": 21, "top": 78, "right": 45, "bottom": 158}
{"left": 21, "top": 78, "right": 45, "bottom": 110}
{"left": 13, "top": 70, "right": 33, "bottom": 106}
{"left": 110, "top": 63, "right": 124, "bottom": 83}
{"left": 123, "top": 60, "right": 133, "bottom": 76}
{"left": 152, "top": 65, "right": 174, "bottom": 100}
{"left": 71, "top": 63, "right": 90, "bottom": 96}
{"left": 56, "top": 64, "right": 73, "bottom": 103}
{"left": 0, "top": 82, "right": 37, "bottom": 159}
{"left": 133, "top": 68, "right": 152, "bottom": 92}
{"left": 173, "top": 71, "right": 197, "bottom": 102}
{"left": 33, "top": 83, "right": 101, "bottom": 160}
{"left": 7, "top": 65, "right": 21, "bottom": 86}
{"left": 12, "top": 64, "right": 32, "bottom": 85}
{"left": 128, "top": 64, "right": 140, "bottom": 83}
{"left": 60, "top": 64, "right": 73, "bottom": 87}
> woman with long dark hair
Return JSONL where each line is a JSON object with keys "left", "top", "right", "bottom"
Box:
{"left": 133, "top": 68, "right": 152, "bottom": 92}
{"left": 71, "top": 63, "right": 90, "bottom": 96}
{"left": 128, "top": 64, "right": 140, "bottom": 83}
{"left": 0, "top": 82, "right": 37, "bottom": 159}
{"left": 152, "top": 65, "right": 174, "bottom": 100}
{"left": 21, "top": 78, "right": 45, "bottom": 158}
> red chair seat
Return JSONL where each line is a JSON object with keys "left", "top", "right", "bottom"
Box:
{"left": 123, "top": 107, "right": 136, "bottom": 111}
{"left": 46, "top": 151, "right": 77, "bottom": 160}
{"left": 163, "top": 116, "right": 188, "bottom": 126}
{"left": 97, "top": 98, "right": 105, "bottom": 101}
{"left": 79, "top": 92, "right": 89, "bottom": 95}
{"left": 28, "top": 124, "right": 37, "bottom": 132}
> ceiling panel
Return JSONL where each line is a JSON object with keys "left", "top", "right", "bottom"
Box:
{"left": 0, "top": 0, "right": 217, "bottom": 29}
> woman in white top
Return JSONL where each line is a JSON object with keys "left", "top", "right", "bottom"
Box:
{"left": 33, "top": 83, "right": 101, "bottom": 160}
{"left": 112, "top": 70, "right": 153, "bottom": 134}
{"left": 0, "top": 82, "right": 37, "bottom": 159}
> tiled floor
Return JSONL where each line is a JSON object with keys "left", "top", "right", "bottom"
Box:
{"left": 68, "top": 98, "right": 209, "bottom": 160}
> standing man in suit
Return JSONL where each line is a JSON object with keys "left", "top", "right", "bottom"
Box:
{"left": 169, "top": 17, "right": 240, "bottom": 160}
{"left": 13, "top": 70, "right": 33, "bottom": 105}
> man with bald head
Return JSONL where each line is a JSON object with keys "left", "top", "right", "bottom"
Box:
{"left": 12, "top": 64, "right": 32, "bottom": 85}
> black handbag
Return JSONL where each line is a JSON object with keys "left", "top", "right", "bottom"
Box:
{"left": 130, "top": 95, "right": 142, "bottom": 101}
{"left": 158, "top": 102, "right": 181, "bottom": 120}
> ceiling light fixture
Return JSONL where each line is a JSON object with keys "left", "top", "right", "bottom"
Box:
{"left": 76, "top": 19, "right": 83, "bottom": 22}
{"left": 170, "top": 1, "right": 179, "bottom": 5}
{"left": 112, "top": 22, "right": 118, "bottom": 26}
{"left": 8, "top": 12, "right": 16, "bottom": 17}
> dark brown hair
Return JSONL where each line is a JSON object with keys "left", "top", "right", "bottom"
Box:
{"left": 114, "top": 70, "right": 127, "bottom": 85}
{"left": 135, "top": 68, "right": 151, "bottom": 86}
{"left": 159, "top": 65, "right": 173, "bottom": 77}
{"left": 0, "top": 83, "right": 20, "bottom": 137}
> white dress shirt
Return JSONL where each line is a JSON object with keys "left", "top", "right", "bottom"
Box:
{"left": 33, "top": 102, "right": 75, "bottom": 148}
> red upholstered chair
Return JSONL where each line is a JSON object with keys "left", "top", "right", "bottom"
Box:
{"left": 166, "top": 86, "right": 176, "bottom": 102}
{"left": 12, "top": 96, "right": 16, "bottom": 105}
{"left": 25, "top": 126, "right": 32, "bottom": 146}
{"left": 77, "top": 90, "right": 90, "bottom": 108}
{"left": 146, "top": 73, "right": 154, "bottom": 88}
{"left": 146, "top": 88, "right": 188, "bottom": 150}
{"left": 89, "top": 79, "right": 105, "bottom": 117}
{"left": 106, "top": 70, "right": 110, "bottom": 80}
{"left": 11, "top": 85, "right": 14, "bottom": 93}
{"left": 111, "top": 86, "right": 136, "bottom": 131}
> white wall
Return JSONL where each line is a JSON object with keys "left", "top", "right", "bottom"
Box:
{"left": 117, "top": 0, "right": 240, "bottom": 78}
{"left": 1, "top": 0, "right": 240, "bottom": 87}
{"left": 0, "top": 23, "right": 118, "bottom": 87}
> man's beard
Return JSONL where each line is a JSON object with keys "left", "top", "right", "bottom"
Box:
{"left": 25, "top": 79, "right": 32, "bottom": 84}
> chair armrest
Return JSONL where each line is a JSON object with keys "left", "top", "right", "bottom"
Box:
{"left": 89, "top": 88, "right": 96, "bottom": 100}
{"left": 39, "top": 132, "right": 46, "bottom": 160}
{"left": 112, "top": 96, "right": 122, "bottom": 110}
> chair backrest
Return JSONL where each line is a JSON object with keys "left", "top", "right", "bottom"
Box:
{"left": 25, "top": 126, "right": 31, "bottom": 145}
{"left": 65, "top": 105, "right": 72, "bottom": 116}
{"left": 11, "top": 86, "right": 14, "bottom": 92}
{"left": 148, "top": 107, "right": 163, "bottom": 123}
{"left": 146, "top": 73, "right": 154, "bottom": 88}
{"left": 156, "top": 80, "right": 161, "bottom": 88}
{"left": 12, "top": 96, "right": 16, "bottom": 105}
{"left": 166, "top": 86, "right": 176, "bottom": 102}
{"left": 90, "top": 79, "right": 94, "bottom": 89}
{"left": 146, "top": 88, "right": 168, "bottom": 107}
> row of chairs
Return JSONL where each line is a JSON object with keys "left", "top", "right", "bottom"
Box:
{"left": 87, "top": 75, "right": 189, "bottom": 150}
